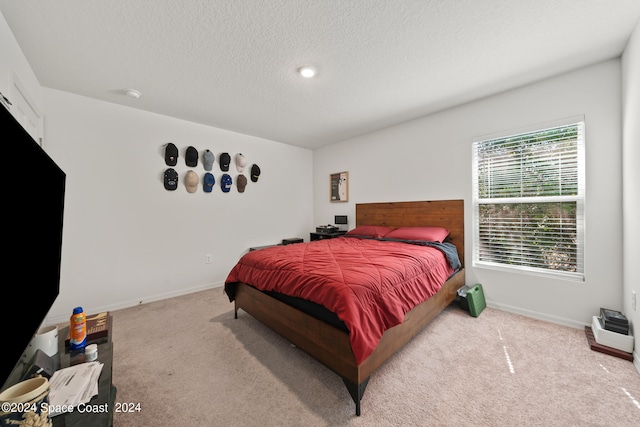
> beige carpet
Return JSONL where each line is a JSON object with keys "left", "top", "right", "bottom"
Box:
{"left": 111, "top": 288, "right": 639, "bottom": 426}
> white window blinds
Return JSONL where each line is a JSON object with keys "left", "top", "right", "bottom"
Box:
{"left": 472, "top": 119, "right": 585, "bottom": 280}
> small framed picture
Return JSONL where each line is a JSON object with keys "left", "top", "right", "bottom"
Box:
{"left": 330, "top": 171, "right": 348, "bottom": 202}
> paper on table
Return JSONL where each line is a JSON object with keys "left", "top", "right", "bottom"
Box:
{"left": 47, "top": 361, "right": 103, "bottom": 417}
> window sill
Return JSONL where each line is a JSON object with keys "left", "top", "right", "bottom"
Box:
{"left": 473, "top": 260, "right": 585, "bottom": 282}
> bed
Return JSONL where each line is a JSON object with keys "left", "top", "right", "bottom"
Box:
{"left": 224, "top": 199, "right": 465, "bottom": 415}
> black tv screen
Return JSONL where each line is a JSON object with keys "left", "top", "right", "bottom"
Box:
{"left": 334, "top": 215, "right": 348, "bottom": 225}
{"left": 1, "top": 104, "right": 65, "bottom": 389}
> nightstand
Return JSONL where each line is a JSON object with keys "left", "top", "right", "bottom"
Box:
{"left": 310, "top": 230, "right": 346, "bottom": 241}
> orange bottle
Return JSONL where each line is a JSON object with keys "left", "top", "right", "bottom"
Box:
{"left": 69, "top": 306, "right": 87, "bottom": 350}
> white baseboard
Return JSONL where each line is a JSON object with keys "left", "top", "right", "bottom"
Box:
{"left": 45, "top": 281, "right": 225, "bottom": 326}
{"left": 486, "top": 301, "right": 589, "bottom": 330}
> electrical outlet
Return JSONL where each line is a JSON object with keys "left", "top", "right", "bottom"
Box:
{"left": 205, "top": 254, "right": 212, "bottom": 264}
{"left": 632, "top": 291, "right": 637, "bottom": 311}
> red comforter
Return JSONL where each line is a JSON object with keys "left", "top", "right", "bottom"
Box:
{"left": 224, "top": 237, "right": 455, "bottom": 364}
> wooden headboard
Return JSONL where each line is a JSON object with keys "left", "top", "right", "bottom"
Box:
{"left": 355, "top": 199, "right": 464, "bottom": 267}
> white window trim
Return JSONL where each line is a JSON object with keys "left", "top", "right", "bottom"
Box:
{"left": 471, "top": 115, "right": 585, "bottom": 282}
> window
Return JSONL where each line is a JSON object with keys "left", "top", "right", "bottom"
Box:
{"left": 472, "top": 118, "right": 585, "bottom": 281}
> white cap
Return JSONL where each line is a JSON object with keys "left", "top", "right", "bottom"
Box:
{"left": 185, "top": 170, "right": 198, "bottom": 193}
{"left": 236, "top": 153, "right": 247, "bottom": 172}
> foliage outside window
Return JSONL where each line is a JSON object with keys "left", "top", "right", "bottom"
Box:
{"left": 472, "top": 118, "right": 585, "bottom": 281}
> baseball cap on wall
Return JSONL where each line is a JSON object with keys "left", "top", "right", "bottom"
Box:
{"left": 203, "top": 172, "right": 215, "bottom": 192}
{"left": 186, "top": 146, "right": 198, "bottom": 167}
{"left": 220, "top": 152, "right": 231, "bottom": 171}
{"left": 185, "top": 170, "right": 198, "bottom": 193}
{"left": 165, "top": 143, "right": 178, "bottom": 166}
{"left": 221, "top": 173, "right": 232, "bottom": 193}
{"left": 203, "top": 150, "right": 214, "bottom": 171}
{"left": 164, "top": 168, "right": 178, "bottom": 190}
{"left": 237, "top": 174, "right": 247, "bottom": 193}
{"left": 236, "top": 153, "right": 247, "bottom": 172}
{"left": 251, "top": 164, "right": 261, "bottom": 182}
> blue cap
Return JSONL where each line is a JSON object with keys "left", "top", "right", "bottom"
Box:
{"left": 203, "top": 173, "right": 215, "bottom": 192}
{"left": 221, "top": 174, "right": 232, "bottom": 193}
{"left": 73, "top": 307, "right": 83, "bottom": 314}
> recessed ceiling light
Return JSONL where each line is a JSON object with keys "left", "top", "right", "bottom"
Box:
{"left": 124, "top": 88, "right": 142, "bottom": 99}
{"left": 297, "top": 66, "right": 316, "bottom": 78}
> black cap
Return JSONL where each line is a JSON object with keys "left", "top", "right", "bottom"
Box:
{"left": 165, "top": 143, "right": 178, "bottom": 166}
{"left": 220, "top": 152, "right": 231, "bottom": 171}
{"left": 186, "top": 146, "right": 198, "bottom": 167}
{"left": 164, "top": 168, "right": 178, "bottom": 190}
{"left": 251, "top": 164, "right": 261, "bottom": 182}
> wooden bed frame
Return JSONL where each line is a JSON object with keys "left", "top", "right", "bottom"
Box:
{"left": 232, "top": 200, "right": 465, "bottom": 415}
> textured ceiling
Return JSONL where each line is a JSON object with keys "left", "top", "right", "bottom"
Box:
{"left": 1, "top": 1, "right": 640, "bottom": 149}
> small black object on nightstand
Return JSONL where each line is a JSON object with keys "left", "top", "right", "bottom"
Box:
{"left": 310, "top": 230, "right": 346, "bottom": 241}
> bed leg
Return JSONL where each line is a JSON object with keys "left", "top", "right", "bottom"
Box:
{"left": 342, "top": 376, "right": 370, "bottom": 416}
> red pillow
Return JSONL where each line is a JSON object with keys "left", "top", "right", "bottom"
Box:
{"left": 383, "top": 226, "right": 450, "bottom": 243}
{"left": 345, "top": 225, "right": 395, "bottom": 238}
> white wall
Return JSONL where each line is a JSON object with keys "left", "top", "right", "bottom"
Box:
{"left": 314, "top": 60, "right": 623, "bottom": 328}
{"left": 40, "top": 89, "right": 313, "bottom": 324}
{"left": 621, "top": 18, "right": 640, "bottom": 369}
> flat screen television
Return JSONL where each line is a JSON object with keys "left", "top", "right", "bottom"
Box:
{"left": 0, "top": 104, "right": 66, "bottom": 389}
